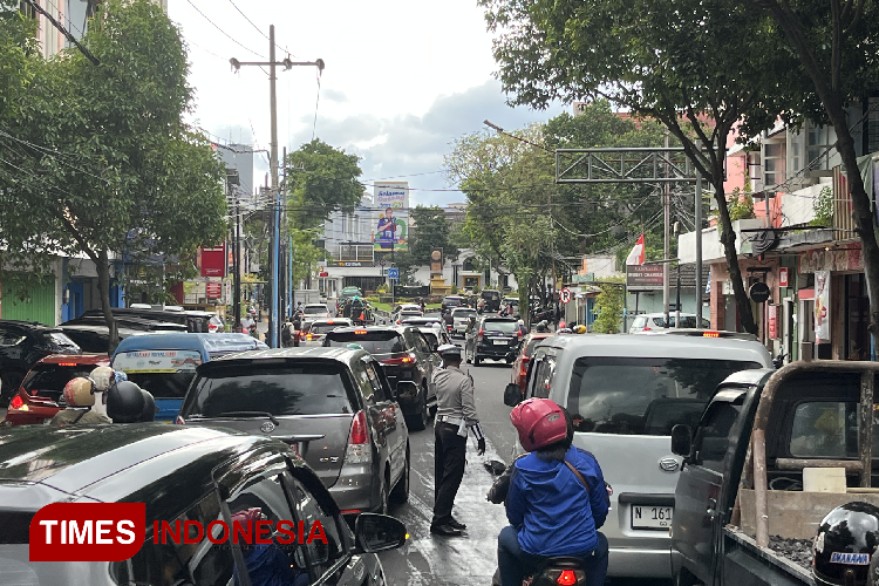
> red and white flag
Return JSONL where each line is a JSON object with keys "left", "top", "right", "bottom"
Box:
{"left": 625, "top": 234, "right": 645, "bottom": 266}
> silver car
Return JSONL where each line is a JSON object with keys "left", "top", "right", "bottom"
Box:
{"left": 179, "top": 347, "right": 410, "bottom": 515}
{"left": 450, "top": 307, "right": 477, "bottom": 338}
{"left": 514, "top": 334, "right": 771, "bottom": 579}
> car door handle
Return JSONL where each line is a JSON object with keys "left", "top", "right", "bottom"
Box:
{"left": 706, "top": 497, "right": 717, "bottom": 518}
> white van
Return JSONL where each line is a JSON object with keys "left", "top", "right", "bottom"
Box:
{"left": 517, "top": 334, "right": 771, "bottom": 579}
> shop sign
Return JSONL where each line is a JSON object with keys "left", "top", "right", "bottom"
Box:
{"left": 778, "top": 267, "right": 789, "bottom": 288}
{"left": 768, "top": 304, "right": 778, "bottom": 339}
{"left": 798, "top": 247, "right": 863, "bottom": 273}
{"left": 815, "top": 270, "right": 831, "bottom": 341}
{"left": 626, "top": 264, "right": 664, "bottom": 289}
{"left": 206, "top": 282, "right": 222, "bottom": 299}
{"left": 336, "top": 261, "right": 366, "bottom": 267}
{"left": 200, "top": 245, "right": 227, "bottom": 277}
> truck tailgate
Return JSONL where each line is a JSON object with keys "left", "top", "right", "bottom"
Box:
{"left": 723, "top": 528, "right": 814, "bottom": 586}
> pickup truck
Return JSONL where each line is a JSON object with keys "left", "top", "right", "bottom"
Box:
{"left": 670, "top": 360, "right": 879, "bottom": 586}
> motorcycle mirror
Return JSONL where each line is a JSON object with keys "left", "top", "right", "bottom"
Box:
{"left": 484, "top": 459, "right": 507, "bottom": 476}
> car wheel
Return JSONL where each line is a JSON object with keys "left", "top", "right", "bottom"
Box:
{"left": 407, "top": 391, "right": 429, "bottom": 431}
{"left": 390, "top": 446, "right": 410, "bottom": 504}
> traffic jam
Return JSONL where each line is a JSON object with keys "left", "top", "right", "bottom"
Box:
{"left": 1, "top": 293, "right": 875, "bottom": 586}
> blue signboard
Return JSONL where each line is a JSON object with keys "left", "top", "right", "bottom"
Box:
{"left": 387, "top": 267, "right": 399, "bottom": 280}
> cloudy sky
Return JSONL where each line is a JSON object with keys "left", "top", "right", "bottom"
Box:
{"left": 167, "top": 0, "right": 564, "bottom": 206}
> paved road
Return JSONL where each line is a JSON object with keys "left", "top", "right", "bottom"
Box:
{"left": 379, "top": 353, "right": 670, "bottom": 586}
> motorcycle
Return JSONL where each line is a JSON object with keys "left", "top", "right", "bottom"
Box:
{"left": 485, "top": 459, "right": 590, "bottom": 586}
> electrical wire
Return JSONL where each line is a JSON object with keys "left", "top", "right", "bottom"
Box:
{"left": 183, "top": 0, "right": 266, "bottom": 60}
{"left": 311, "top": 67, "right": 322, "bottom": 141}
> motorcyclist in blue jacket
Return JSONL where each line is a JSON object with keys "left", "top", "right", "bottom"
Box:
{"left": 499, "top": 398, "right": 610, "bottom": 586}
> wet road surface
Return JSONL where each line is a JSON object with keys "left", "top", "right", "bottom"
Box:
{"left": 379, "top": 354, "right": 670, "bottom": 586}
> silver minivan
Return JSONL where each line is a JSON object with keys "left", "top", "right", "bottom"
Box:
{"left": 516, "top": 334, "right": 771, "bottom": 579}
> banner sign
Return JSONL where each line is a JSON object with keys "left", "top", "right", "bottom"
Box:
{"left": 814, "top": 270, "right": 831, "bottom": 342}
{"left": 373, "top": 182, "right": 409, "bottom": 252}
{"left": 626, "top": 264, "right": 664, "bottom": 290}
{"left": 200, "top": 245, "right": 227, "bottom": 277}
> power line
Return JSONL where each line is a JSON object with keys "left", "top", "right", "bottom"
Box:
{"left": 311, "top": 67, "right": 322, "bottom": 141}
{"left": 226, "top": 0, "right": 291, "bottom": 57}
{"left": 22, "top": 0, "right": 98, "bottom": 64}
{"left": 183, "top": 0, "right": 266, "bottom": 60}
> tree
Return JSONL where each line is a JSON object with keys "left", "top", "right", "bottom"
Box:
{"left": 749, "top": 0, "right": 879, "bottom": 348}
{"left": 408, "top": 206, "right": 459, "bottom": 265}
{"left": 0, "top": 0, "right": 227, "bottom": 348}
{"left": 478, "top": 0, "right": 800, "bottom": 334}
{"left": 286, "top": 139, "right": 363, "bottom": 285}
{"left": 591, "top": 276, "right": 625, "bottom": 334}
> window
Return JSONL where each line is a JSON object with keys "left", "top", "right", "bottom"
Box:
{"left": 763, "top": 141, "right": 785, "bottom": 189}
{"left": 481, "top": 320, "right": 518, "bottom": 334}
{"left": 325, "top": 332, "right": 405, "bottom": 356}
{"left": 22, "top": 365, "right": 96, "bottom": 402}
{"left": 528, "top": 354, "right": 558, "bottom": 399}
{"left": 420, "top": 332, "right": 440, "bottom": 352}
{"left": 566, "top": 357, "right": 762, "bottom": 435}
{"left": 363, "top": 360, "right": 389, "bottom": 402}
{"left": 189, "top": 363, "right": 355, "bottom": 417}
{"left": 695, "top": 403, "right": 741, "bottom": 471}
{"left": 350, "top": 360, "right": 374, "bottom": 402}
{"left": 116, "top": 493, "right": 235, "bottom": 585}
{"left": 0, "top": 328, "right": 24, "bottom": 347}
{"left": 789, "top": 401, "right": 857, "bottom": 458}
{"left": 287, "top": 475, "right": 346, "bottom": 580}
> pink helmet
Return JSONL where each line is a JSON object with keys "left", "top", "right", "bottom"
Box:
{"left": 510, "top": 398, "right": 568, "bottom": 452}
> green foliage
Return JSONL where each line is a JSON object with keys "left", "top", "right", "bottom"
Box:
{"left": 286, "top": 140, "right": 363, "bottom": 228}
{"left": 810, "top": 186, "right": 833, "bottom": 227}
{"left": 409, "top": 206, "right": 459, "bottom": 265}
{"left": 591, "top": 276, "right": 625, "bottom": 334}
{"left": 0, "top": 0, "right": 227, "bottom": 344}
{"left": 727, "top": 188, "right": 755, "bottom": 221}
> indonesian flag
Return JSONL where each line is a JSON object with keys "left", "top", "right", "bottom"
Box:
{"left": 625, "top": 234, "right": 645, "bottom": 266}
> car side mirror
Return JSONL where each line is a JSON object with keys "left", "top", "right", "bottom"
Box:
{"left": 503, "top": 383, "right": 522, "bottom": 407}
{"left": 395, "top": 381, "right": 418, "bottom": 401}
{"left": 670, "top": 424, "right": 693, "bottom": 457}
{"left": 354, "top": 513, "right": 408, "bottom": 554}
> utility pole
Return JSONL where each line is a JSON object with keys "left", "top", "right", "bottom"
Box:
{"left": 233, "top": 196, "right": 241, "bottom": 328}
{"left": 663, "top": 134, "right": 671, "bottom": 327}
{"left": 230, "top": 26, "right": 324, "bottom": 347}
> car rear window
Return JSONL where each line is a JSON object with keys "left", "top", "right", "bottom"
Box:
{"left": 43, "top": 332, "right": 80, "bottom": 349}
{"left": 187, "top": 363, "right": 354, "bottom": 416}
{"left": 453, "top": 309, "right": 476, "bottom": 319}
{"left": 304, "top": 306, "right": 327, "bottom": 314}
{"left": 482, "top": 320, "right": 517, "bottom": 334}
{"left": 113, "top": 350, "right": 202, "bottom": 399}
{"left": 22, "top": 365, "right": 97, "bottom": 400}
{"left": 567, "top": 357, "right": 762, "bottom": 436}
{"left": 523, "top": 337, "right": 545, "bottom": 357}
{"left": 310, "top": 323, "right": 345, "bottom": 334}
{"left": 325, "top": 331, "right": 405, "bottom": 356}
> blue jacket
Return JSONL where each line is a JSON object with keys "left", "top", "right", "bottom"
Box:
{"left": 505, "top": 446, "right": 609, "bottom": 556}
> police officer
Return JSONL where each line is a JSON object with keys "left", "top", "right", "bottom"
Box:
{"left": 431, "top": 343, "right": 486, "bottom": 537}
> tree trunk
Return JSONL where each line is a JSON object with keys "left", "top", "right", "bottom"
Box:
{"left": 96, "top": 248, "right": 119, "bottom": 353}
{"left": 827, "top": 108, "right": 879, "bottom": 352}
{"left": 711, "top": 179, "right": 759, "bottom": 335}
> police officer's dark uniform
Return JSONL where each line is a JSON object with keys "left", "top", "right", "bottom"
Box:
{"left": 431, "top": 344, "right": 485, "bottom": 536}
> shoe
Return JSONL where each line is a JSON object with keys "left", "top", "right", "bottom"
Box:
{"left": 449, "top": 518, "right": 467, "bottom": 530}
{"left": 430, "top": 523, "right": 463, "bottom": 537}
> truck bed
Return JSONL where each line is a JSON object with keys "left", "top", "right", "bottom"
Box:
{"left": 723, "top": 528, "right": 814, "bottom": 586}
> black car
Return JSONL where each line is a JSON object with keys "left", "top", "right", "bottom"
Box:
{"left": 441, "top": 295, "right": 464, "bottom": 314}
{"left": 480, "top": 290, "right": 502, "bottom": 313}
{"left": 0, "top": 320, "right": 81, "bottom": 405}
{"left": 76, "top": 307, "right": 213, "bottom": 333}
{"left": 464, "top": 316, "right": 520, "bottom": 366}
{"left": 0, "top": 424, "right": 407, "bottom": 585}
{"left": 324, "top": 326, "right": 438, "bottom": 431}
{"left": 179, "top": 347, "right": 410, "bottom": 516}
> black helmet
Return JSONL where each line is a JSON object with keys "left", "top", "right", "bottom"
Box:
{"left": 139, "top": 389, "right": 156, "bottom": 422}
{"left": 108, "top": 381, "right": 146, "bottom": 423}
{"left": 813, "top": 502, "right": 879, "bottom": 585}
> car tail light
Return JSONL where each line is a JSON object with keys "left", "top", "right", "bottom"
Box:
{"left": 9, "top": 395, "right": 24, "bottom": 410}
{"left": 56, "top": 362, "right": 79, "bottom": 367}
{"left": 702, "top": 331, "right": 720, "bottom": 338}
{"left": 556, "top": 569, "right": 579, "bottom": 586}
{"left": 345, "top": 410, "right": 372, "bottom": 464}
{"left": 642, "top": 326, "right": 651, "bottom": 331}
{"left": 208, "top": 323, "right": 219, "bottom": 333}
{"left": 382, "top": 353, "right": 416, "bottom": 366}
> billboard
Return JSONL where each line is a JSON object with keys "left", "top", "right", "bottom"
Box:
{"left": 373, "top": 182, "right": 409, "bottom": 252}
{"left": 626, "top": 264, "right": 664, "bottom": 290}
{"left": 200, "top": 244, "right": 227, "bottom": 277}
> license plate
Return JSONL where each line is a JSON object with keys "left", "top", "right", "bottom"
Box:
{"left": 492, "top": 339, "right": 509, "bottom": 345}
{"left": 631, "top": 505, "right": 673, "bottom": 529}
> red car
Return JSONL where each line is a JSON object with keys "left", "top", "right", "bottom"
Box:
{"left": 510, "top": 333, "right": 553, "bottom": 395}
{"left": 3, "top": 354, "right": 110, "bottom": 426}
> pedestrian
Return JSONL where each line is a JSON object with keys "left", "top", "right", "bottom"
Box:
{"left": 431, "top": 343, "right": 486, "bottom": 537}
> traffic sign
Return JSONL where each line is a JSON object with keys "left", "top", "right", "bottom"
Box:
{"left": 560, "top": 288, "right": 572, "bottom": 304}
{"left": 387, "top": 267, "right": 399, "bottom": 280}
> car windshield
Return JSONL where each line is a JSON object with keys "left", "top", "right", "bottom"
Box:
{"left": 482, "top": 320, "right": 517, "bottom": 334}
{"left": 188, "top": 363, "right": 353, "bottom": 416}
{"left": 22, "top": 364, "right": 97, "bottom": 401}
{"left": 567, "top": 357, "right": 762, "bottom": 436}
{"left": 304, "top": 306, "right": 327, "bottom": 314}
{"left": 325, "top": 332, "right": 405, "bottom": 356}
{"left": 310, "top": 323, "right": 346, "bottom": 334}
